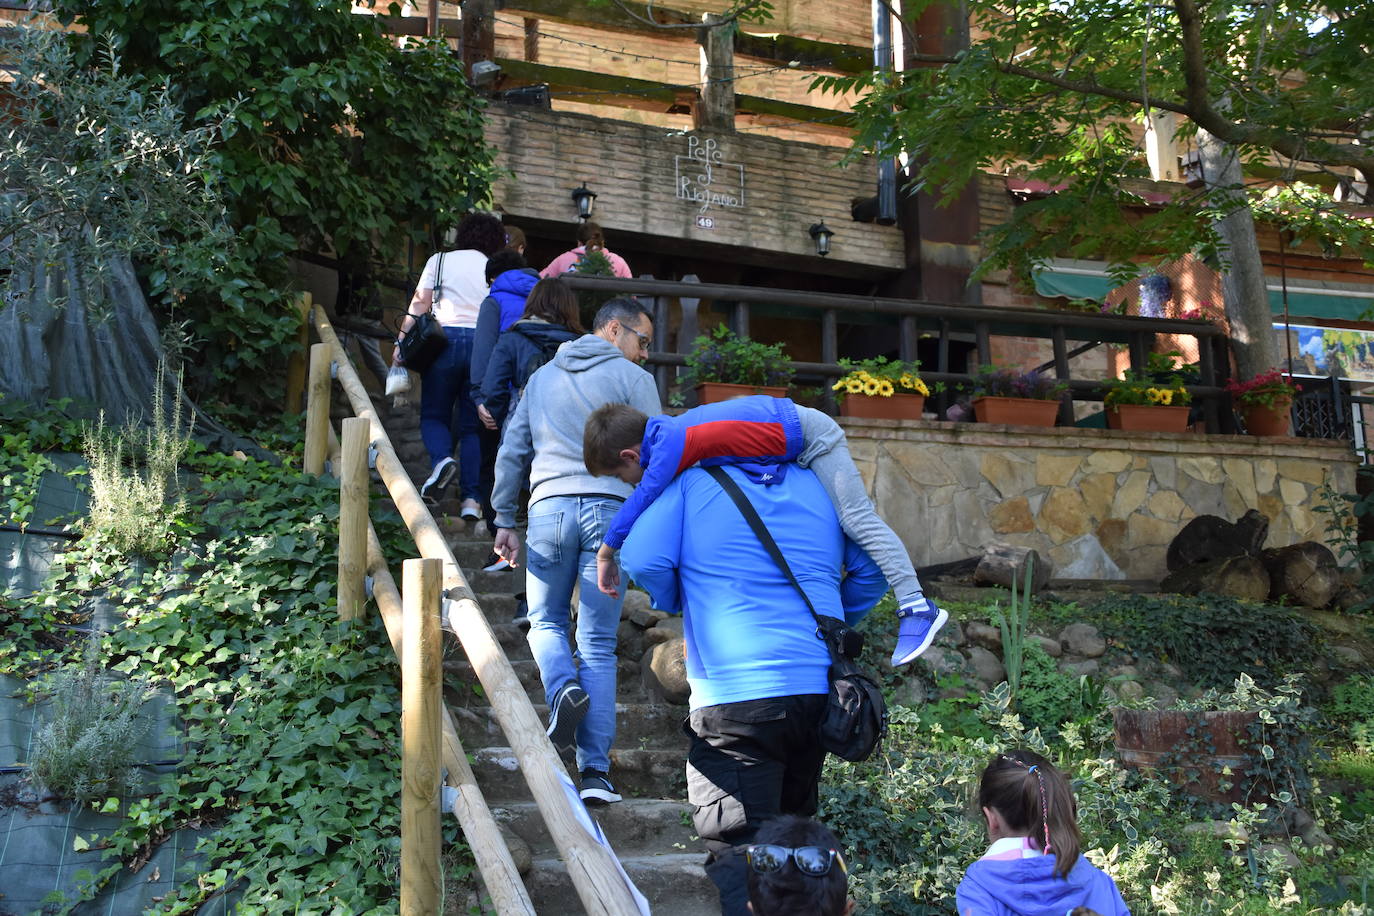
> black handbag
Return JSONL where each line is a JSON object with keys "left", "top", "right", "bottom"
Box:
{"left": 397, "top": 252, "right": 450, "bottom": 373}
{"left": 704, "top": 466, "right": 889, "bottom": 762}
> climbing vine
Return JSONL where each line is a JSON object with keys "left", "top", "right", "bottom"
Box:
{"left": 3, "top": 402, "right": 476, "bottom": 912}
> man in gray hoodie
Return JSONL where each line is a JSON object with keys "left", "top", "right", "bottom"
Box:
{"left": 490, "top": 297, "right": 662, "bottom": 804}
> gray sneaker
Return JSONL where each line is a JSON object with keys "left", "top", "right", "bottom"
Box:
{"left": 546, "top": 682, "right": 589, "bottom": 755}
{"left": 579, "top": 770, "right": 621, "bottom": 805}
{"left": 420, "top": 457, "right": 457, "bottom": 506}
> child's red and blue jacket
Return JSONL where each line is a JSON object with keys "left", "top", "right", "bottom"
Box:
{"left": 601, "top": 395, "right": 804, "bottom": 550}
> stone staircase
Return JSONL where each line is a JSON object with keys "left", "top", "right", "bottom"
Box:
{"left": 371, "top": 392, "right": 717, "bottom": 914}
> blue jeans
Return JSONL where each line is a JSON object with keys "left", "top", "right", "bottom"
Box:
{"left": 419, "top": 326, "right": 480, "bottom": 500}
{"left": 524, "top": 495, "right": 626, "bottom": 773}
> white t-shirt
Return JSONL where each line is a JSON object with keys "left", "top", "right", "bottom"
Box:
{"left": 416, "top": 249, "right": 488, "bottom": 327}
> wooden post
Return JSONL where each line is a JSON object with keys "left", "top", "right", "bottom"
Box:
{"left": 338, "top": 417, "right": 371, "bottom": 622}
{"left": 284, "top": 293, "right": 312, "bottom": 415}
{"left": 696, "top": 13, "right": 735, "bottom": 132}
{"left": 1052, "top": 325, "right": 1073, "bottom": 426}
{"left": 402, "top": 558, "right": 443, "bottom": 916}
{"left": 303, "top": 342, "right": 332, "bottom": 476}
{"left": 314, "top": 309, "right": 643, "bottom": 916}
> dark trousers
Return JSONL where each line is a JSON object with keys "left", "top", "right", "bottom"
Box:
{"left": 685, "top": 694, "right": 828, "bottom": 916}
{"left": 476, "top": 424, "right": 500, "bottom": 537}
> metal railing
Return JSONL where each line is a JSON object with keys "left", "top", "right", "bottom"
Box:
{"left": 562, "top": 274, "right": 1234, "bottom": 431}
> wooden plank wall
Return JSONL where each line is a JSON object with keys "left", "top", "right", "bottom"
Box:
{"left": 486, "top": 105, "right": 904, "bottom": 269}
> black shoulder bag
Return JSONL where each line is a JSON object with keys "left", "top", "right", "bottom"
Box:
{"left": 397, "top": 251, "right": 449, "bottom": 373}
{"left": 704, "top": 466, "right": 888, "bottom": 762}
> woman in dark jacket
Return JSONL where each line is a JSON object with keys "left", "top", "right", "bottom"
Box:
{"left": 480, "top": 277, "right": 584, "bottom": 428}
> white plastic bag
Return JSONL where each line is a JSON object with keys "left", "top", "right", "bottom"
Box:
{"left": 385, "top": 365, "right": 411, "bottom": 396}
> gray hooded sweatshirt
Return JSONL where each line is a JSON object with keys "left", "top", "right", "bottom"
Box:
{"left": 491, "top": 333, "right": 662, "bottom": 529}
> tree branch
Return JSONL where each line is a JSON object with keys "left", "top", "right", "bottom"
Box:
{"left": 606, "top": 0, "right": 769, "bottom": 30}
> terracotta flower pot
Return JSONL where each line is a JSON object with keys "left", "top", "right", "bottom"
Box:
{"left": 1105, "top": 404, "right": 1190, "bottom": 432}
{"left": 839, "top": 393, "right": 925, "bottom": 421}
{"left": 972, "top": 396, "right": 1059, "bottom": 427}
{"left": 1241, "top": 399, "right": 1292, "bottom": 437}
{"left": 694, "top": 382, "right": 789, "bottom": 404}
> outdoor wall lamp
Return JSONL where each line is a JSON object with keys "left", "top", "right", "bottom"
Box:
{"left": 571, "top": 182, "right": 597, "bottom": 221}
{"left": 809, "top": 221, "right": 834, "bottom": 257}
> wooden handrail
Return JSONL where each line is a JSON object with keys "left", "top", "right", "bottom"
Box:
{"left": 314, "top": 308, "right": 645, "bottom": 915}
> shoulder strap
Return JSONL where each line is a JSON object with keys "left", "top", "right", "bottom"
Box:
{"left": 703, "top": 466, "right": 823, "bottom": 631}
{"left": 433, "top": 250, "right": 445, "bottom": 294}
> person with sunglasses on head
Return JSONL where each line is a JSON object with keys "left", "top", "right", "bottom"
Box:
{"left": 745, "top": 816, "right": 854, "bottom": 916}
{"left": 618, "top": 426, "right": 887, "bottom": 915}
{"left": 958, "top": 750, "right": 1130, "bottom": 916}
{"left": 488, "top": 296, "right": 660, "bottom": 806}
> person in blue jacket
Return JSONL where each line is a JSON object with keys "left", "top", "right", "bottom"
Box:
{"left": 620, "top": 459, "right": 887, "bottom": 915}
{"left": 583, "top": 396, "right": 947, "bottom": 667}
{"left": 480, "top": 277, "right": 583, "bottom": 427}
{"left": 957, "top": 750, "right": 1131, "bottom": 916}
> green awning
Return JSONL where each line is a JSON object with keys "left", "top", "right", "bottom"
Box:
{"left": 1268, "top": 286, "right": 1374, "bottom": 322}
{"left": 1032, "top": 269, "right": 1116, "bottom": 302}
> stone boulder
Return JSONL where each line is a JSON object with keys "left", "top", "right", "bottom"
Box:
{"left": 622, "top": 589, "right": 652, "bottom": 616}
{"left": 1166, "top": 509, "right": 1269, "bottom": 572}
{"left": 964, "top": 621, "right": 1003, "bottom": 653}
{"left": 967, "top": 646, "right": 1006, "bottom": 686}
{"left": 1161, "top": 555, "right": 1270, "bottom": 601}
{"left": 1260, "top": 542, "right": 1341, "bottom": 609}
{"left": 1057, "top": 622, "right": 1106, "bottom": 658}
{"left": 641, "top": 638, "right": 691, "bottom": 705}
{"left": 1027, "top": 634, "right": 1062, "bottom": 658}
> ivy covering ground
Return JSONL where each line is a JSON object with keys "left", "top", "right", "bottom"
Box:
{"left": 2, "top": 399, "right": 476, "bottom": 913}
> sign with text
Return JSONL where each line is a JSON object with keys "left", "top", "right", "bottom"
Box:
{"left": 676, "top": 136, "right": 745, "bottom": 215}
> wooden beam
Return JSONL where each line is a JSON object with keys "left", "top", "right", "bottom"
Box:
{"left": 375, "top": 14, "right": 463, "bottom": 38}
{"left": 494, "top": 58, "right": 853, "bottom": 132}
{"left": 499, "top": 0, "right": 869, "bottom": 72}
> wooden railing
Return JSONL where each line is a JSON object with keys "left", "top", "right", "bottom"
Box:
{"left": 304, "top": 298, "right": 644, "bottom": 915}
{"left": 562, "top": 274, "right": 1236, "bottom": 432}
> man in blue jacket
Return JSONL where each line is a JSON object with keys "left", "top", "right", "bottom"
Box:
{"left": 490, "top": 297, "right": 661, "bottom": 805}
{"left": 619, "top": 459, "right": 887, "bottom": 916}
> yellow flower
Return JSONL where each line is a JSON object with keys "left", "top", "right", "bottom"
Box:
{"left": 911, "top": 379, "right": 930, "bottom": 396}
{"left": 877, "top": 379, "right": 895, "bottom": 397}
{"left": 1146, "top": 388, "right": 1163, "bottom": 404}
{"left": 845, "top": 379, "right": 864, "bottom": 394}
{"left": 1159, "top": 389, "right": 1173, "bottom": 406}
{"left": 862, "top": 380, "right": 881, "bottom": 396}
{"left": 899, "top": 374, "right": 914, "bottom": 388}
{"left": 832, "top": 379, "right": 846, "bottom": 391}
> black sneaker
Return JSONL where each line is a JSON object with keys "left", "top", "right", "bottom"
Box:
{"left": 482, "top": 552, "right": 511, "bottom": 572}
{"left": 419, "top": 457, "right": 457, "bottom": 506}
{"left": 546, "top": 682, "right": 589, "bottom": 755}
{"left": 579, "top": 770, "right": 621, "bottom": 805}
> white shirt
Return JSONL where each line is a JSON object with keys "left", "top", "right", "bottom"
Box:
{"left": 416, "top": 249, "right": 488, "bottom": 327}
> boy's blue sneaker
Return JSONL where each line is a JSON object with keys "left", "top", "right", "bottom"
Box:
{"left": 891, "top": 597, "right": 948, "bottom": 667}
{"left": 546, "top": 682, "right": 589, "bottom": 755}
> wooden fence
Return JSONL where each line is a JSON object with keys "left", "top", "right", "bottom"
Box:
{"left": 303, "top": 296, "right": 644, "bottom": 915}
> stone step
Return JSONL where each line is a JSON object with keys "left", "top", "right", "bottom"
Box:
{"left": 443, "top": 658, "right": 652, "bottom": 707}
{"left": 453, "top": 701, "right": 687, "bottom": 750}
{"left": 495, "top": 798, "right": 699, "bottom": 859}
{"left": 525, "top": 853, "right": 715, "bottom": 916}
{"left": 470, "top": 747, "right": 688, "bottom": 804}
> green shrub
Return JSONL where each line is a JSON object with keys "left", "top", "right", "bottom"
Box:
{"left": 27, "top": 636, "right": 151, "bottom": 806}
{"left": 1016, "top": 642, "right": 1094, "bottom": 732}
{"left": 1087, "top": 593, "right": 1319, "bottom": 688}
{"left": 83, "top": 365, "right": 191, "bottom": 556}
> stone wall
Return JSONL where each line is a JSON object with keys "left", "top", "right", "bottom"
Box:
{"left": 843, "top": 418, "right": 1358, "bottom": 581}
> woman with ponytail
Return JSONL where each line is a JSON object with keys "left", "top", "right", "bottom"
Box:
{"left": 956, "top": 750, "right": 1130, "bottom": 916}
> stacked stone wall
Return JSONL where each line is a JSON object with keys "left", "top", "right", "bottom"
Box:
{"left": 844, "top": 418, "right": 1357, "bottom": 581}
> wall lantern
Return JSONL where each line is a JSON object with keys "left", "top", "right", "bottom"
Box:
{"left": 570, "top": 183, "right": 597, "bottom": 221}
{"left": 809, "top": 221, "right": 834, "bottom": 257}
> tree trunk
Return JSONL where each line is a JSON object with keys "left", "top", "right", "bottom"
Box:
{"left": 1197, "top": 128, "right": 1278, "bottom": 380}
{"left": 973, "top": 544, "right": 1052, "bottom": 593}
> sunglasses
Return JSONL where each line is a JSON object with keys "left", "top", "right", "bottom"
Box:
{"left": 745, "top": 844, "right": 847, "bottom": 878}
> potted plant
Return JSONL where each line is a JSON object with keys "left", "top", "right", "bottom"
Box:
{"left": 1102, "top": 352, "right": 1194, "bottom": 432}
{"left": 968, "top": 367, "right": 1067, "bottom": 427}
{"left": 684, "top": 326, "right": 794, "bottom": 404}
{"left": 831, "top": 357, "right": 931, "bottom": 420}
{"left": 1226, "top": 370, "right": 1300, "bottom": 437}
